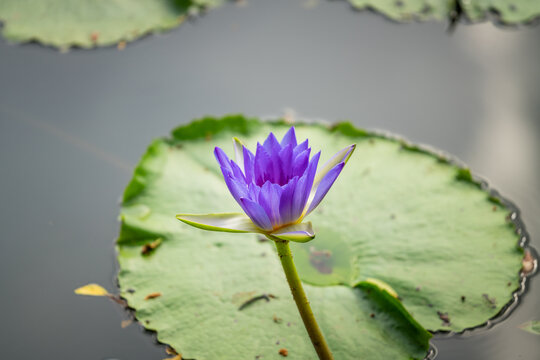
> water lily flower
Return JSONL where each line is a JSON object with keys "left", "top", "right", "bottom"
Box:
{"left": 177, "top": 127, "right": 355, "bottom": 243}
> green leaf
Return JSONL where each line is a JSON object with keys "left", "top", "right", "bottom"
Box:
{"left": 271, "top": 222, "right": 316, "bottom": 243}
{"left": 117, "top": 116, "right": 524, "bottom": 359}
{"left": 347, "top": 0, "right": 540, "bottom": 24}
{"left": 462, "top": 0, "right": 540, "bottom": 24}
{"left": 519, "top": 320, "right": 540, "bottom": 335}
{"left": 0, "top": 0, "right": 223, "bottom": 49}
{"left": 176, "top": 213, "right": 262, "bottom": 233}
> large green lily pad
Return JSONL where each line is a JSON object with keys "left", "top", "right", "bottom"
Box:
{"left": 0, "top": 0, "right": 222, "bottom": 49}
{"left": 117, "top": 115, "right": 523, "bottom": 359}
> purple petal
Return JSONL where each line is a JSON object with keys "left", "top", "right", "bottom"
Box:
{"left": 240, "top": 197, "right": 273, "bottom": 231}
{"left": 230, "top": 159, "right": 246, "bottom": 184}
{"left": 293, "top": 139, "right": 309, "bottom": 158}
{"left": 278, "top": 176, "right": 298, "bottom": 225}
{"left": 223, "top": 173, "right": 249, "bottom": 205}
{"left": 291, "top": 151, "right": 320, "bottom": 220}
{"left": 280, "top": 127, "right": 297, "bottom": 148}
{"left": 278, "top": 144, "right": 293, "bottom": 185}
{"left": 306, "top": 162, "right": 345, "bottom": 215}
{"left": 254, "top": 143, "right": 272, "bottom": 186}
{"left": 243, "top": 146, "right": 255, "bottom": 184}
{"left": 258, "top": 181, "right": 283, "bottom": 227}
{"left": 263, "top": 132, "right": 282, "bottom": 155}
{"left": 214, "top": 147, "right": 232, "bottom": 172}
{"left": 292, "top": 149, "right": 310, "bottom": 178}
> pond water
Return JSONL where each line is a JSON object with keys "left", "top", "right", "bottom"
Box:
{"left": 0, "top": 0, "right": 539, "bottom": 359}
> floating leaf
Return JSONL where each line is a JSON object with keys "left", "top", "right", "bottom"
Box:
{"left": 519, "top": 320, "right": 540, "bottom": 335}
{"left": 0, "top": 0, "right": 223, "bottom": 49}
{"left": 347, "top": 0, "right": 540, "bottom": 25}
{"left": 74, "top": 283, "right": 109, "bottom": 296}
{"left": 116, "top": 115, "right": 525, "bottom": 359}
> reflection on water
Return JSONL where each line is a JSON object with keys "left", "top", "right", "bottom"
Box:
{"left": 0, "top": 0, "right": 539, "bottom": 359}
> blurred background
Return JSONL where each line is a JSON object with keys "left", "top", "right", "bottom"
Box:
{"left": 0, "top": 0, "right": 539, "bottom": 359}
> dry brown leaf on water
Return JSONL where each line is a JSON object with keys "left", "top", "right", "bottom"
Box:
{"left": 74, "top": 283, "right": 109, "bottom": 296}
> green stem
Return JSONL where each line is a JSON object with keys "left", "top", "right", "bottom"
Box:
{"left": 270, "top": 237, "right": 334, "bottom": 360}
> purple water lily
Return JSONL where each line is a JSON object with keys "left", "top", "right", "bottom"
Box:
{"left": 177, "top": 127, "right": 355, "bottom": 243}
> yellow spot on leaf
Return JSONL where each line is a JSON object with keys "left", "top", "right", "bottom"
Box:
{"left": 74, "top": 283, "right": 109, "bottom": 296}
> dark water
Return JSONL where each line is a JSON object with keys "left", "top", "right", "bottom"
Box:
{"left": 0, "top": 0, "right": 539, "bottom": 359}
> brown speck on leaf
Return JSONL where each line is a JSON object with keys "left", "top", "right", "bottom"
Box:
{"left": 509, "top": 4, "right": 517, "bottom": 11}
{"left": 276, "top": 340, "right": 280, "bottom": 345}
{"left": 507, "top": 281, "right": 512, "bottom": 287}
{"left": 121, "top": 319, "right": 133, "bottom": 328}
{"left": 522, "top": 250, "right": 535, "bottom": 275}
{"left": 117, "top": 41, "right": 126, "bottom": 50}
{"left": 415, "top": 286, "right": 421, "bottom": 291}
{"left": 205, "top": 133, "right": 212, "bottom": 141}
{"left": 461, "top": 295, "right": 466, "bottom": 303}
{"left": 278, "top": 348, "right": 288, "bottom": 357}
{"left": 390, "top": 214, "right": 396, "bottom": 220}
{"left": 141, "top": 238, "right": 162, "bottom": 255}
{"left": 90, "top": 32, "right": 99, "bottom": 43}
{"left": 437, "top": 311, "right": 451, "bottom": 326}
{"left": 144, "top": 292, "right": 162, "bottom": 300}
{"left": 427, "top": 303, "right": 433, "bottom": 308}
{"left": 492, "top": 205, "right": 497, "bottom": 211}
{"left": 258, "top": 236, "right": 269, "bottom": 242}
{"left": 126, "top": 288, "right": 136, "bottom": 294}
{"left": 273, "top": 314, "right": 283, "bottom": 324}
{"left": 166, "top": 346, "right": 179, "bottom": 355}
{"left": 482, "top": 293, "right": 496, "bottom": 309}
{"left": 395, "top": 0, "right": 404, "bottom": 7}
{"left": 370, "top": 313, "right": 375, "bottom": 318}
{"left": 145, "top": 320, "right": 150, "bottom": 324}
{"left": 287, "top": 322, "right": 291, "bottom": 327}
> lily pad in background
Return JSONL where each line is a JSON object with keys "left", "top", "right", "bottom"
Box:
{"left": 116, "top": 116, "right": 526, "bottom": 359}
{"left": 0, "top": 0, "right": 222, "bottom": 49}
{"left": 347, "top": 0, "right": 540, "bottom": 24}
{"left": 2, "top": 1, "right": 540, "bottom": 50}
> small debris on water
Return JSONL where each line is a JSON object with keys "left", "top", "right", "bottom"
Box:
{"left": 522, "top": 250, "right": 535, "bottom": 275}
{"left": 437, "top": 311, "right": 451, "bottom": 326}
{"left": 278, "top": 348, "right": 288, "bottom": 357}
{"left": 144, "top": 292, "right": 162, "bottom": 300}
{"left": 482, "top": 293, "right": 496, "bottom": 309}
{"left": 121, "top": 319, "right": 133, "bottom": 328}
